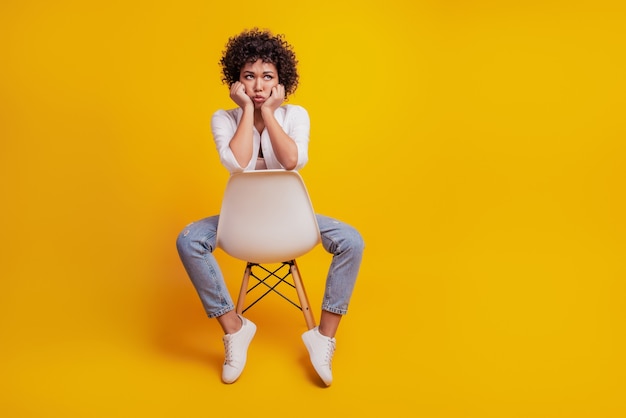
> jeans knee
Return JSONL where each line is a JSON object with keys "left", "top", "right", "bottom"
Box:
{"left": 350, "top": 228, "right": 365, "bottom": 254}
{"left": 176, "top": 224, "right": 195, "bottom": 257}
{"left": 176, "top": 221, "right": 217, "bottom": 258}
{"left": 340, "top": 225, "right": 364, "bottom": 256}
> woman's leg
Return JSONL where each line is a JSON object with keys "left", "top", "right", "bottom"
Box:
{"left": 175, "top": 215, "right": 236, "bottom": 321}
{"left": 176, "top": 216, "right": 256, "bottom": 383}
{"left": 302, "top": 216, "right": 363, "bottom": 386}
{"left": 315, "top": 214, "right": 365, "bottom": 337}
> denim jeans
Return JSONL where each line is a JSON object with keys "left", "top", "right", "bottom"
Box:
{"left": 176, "top": 214, "right": 364, "bottom": 318}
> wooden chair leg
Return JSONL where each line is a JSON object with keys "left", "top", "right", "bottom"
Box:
{"left": 290, "top": 260, "right": 316, "bottom": 330}
{"left": 236, "top": 262, "right": 253, "bottom": 315}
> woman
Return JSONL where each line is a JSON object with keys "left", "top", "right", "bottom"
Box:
{"left": 176, "top": 28, "right": 364, "bottom": 386}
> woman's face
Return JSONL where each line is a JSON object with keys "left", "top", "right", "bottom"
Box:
{"left": 239, "top": 59, "right": 279, "bottom": 108}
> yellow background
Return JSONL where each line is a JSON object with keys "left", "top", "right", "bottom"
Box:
{"left": 1, "top": 0, "right": 625, "bottom": 416}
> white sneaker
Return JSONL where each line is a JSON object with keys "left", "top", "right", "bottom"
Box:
{"left": 301, "top": 327, "right": 336, "bottom": 386}
{"left": 222, "top": 315, "right": 256, "bottom": 384}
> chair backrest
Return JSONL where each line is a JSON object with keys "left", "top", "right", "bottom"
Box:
{"left": 216, "top": 169, "right": 321, "bottom": 264}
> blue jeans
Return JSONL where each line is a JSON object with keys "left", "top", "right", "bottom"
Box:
{"left": 176, "top": 214, "right": 364, "bottom": 318}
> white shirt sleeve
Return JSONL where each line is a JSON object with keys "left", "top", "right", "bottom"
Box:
{"left": 211, "top": 108, "right": 245, "bottom": 173}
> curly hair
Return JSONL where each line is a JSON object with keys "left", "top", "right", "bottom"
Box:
{"left": 219, "top": 28, "right": 299, "bottom": 98}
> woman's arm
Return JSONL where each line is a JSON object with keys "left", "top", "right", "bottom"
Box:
{"left": 261, "top": 85, "right": 298, "bottom": 170}
{"left": 228, "top": 81, "right": 255, "bottom": 167}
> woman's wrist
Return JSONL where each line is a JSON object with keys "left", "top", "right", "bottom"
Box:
{"left": 260, "top": 106, "right": 276, "bottom": 120}
{"left": 240, "top": 102, "right": 254, "bottom": 112}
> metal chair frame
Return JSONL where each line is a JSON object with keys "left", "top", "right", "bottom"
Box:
{"left": 236, "top": 260, "right": 315, "bottom": 329}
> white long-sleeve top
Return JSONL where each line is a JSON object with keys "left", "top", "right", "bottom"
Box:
{"left": 211, "top": 104, "right": 310, "bottom": 174}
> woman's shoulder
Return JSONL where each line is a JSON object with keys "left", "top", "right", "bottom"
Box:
{"left": 211, "top": 108, "right": 242, "bottom": 128}
{"left": 212, "top": 107, "right": 241, "bottom": 119}
{"left": 282, "top": 103, "right": 307, "bottom": 112}
{"left": 280, "top": 104, "right": 309, "bottom": 120}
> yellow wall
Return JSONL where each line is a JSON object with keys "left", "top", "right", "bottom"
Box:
{"left": 1, "top": 0, "right": 625, "bottom": 416}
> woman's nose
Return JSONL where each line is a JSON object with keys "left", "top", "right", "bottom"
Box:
{"left": 254, "top": 79, "right": 263, "bottom": 91}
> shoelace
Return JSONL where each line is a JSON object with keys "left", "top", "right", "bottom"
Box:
{"left": 325, "top": 340, "right": 336, "bottom": 369}
{"left": 223, "top": 337, "right": 234, "bottom": 365}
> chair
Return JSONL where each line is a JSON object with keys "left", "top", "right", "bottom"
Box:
{"left": 216, "top": 169, "right": 321, "bottom": 330}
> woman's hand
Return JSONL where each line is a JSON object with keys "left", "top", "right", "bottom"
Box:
{"left": 230, "top": 81, "right": 252, "bottom": 109}
{"left": 261, "top": 84, "right": 285, "bottom": 113}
